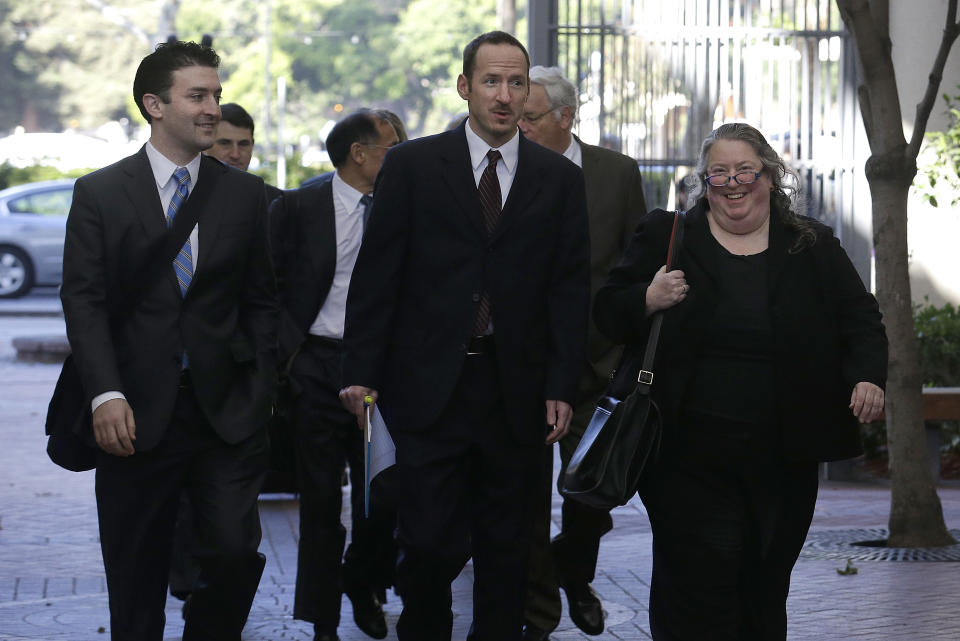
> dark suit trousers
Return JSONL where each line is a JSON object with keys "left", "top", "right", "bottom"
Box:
{"left": 524, "top": 381, "right": 613, "bottom": 632}
{"left": 95, "top": 377, "right": 268, "bottom": 641}
{"left": 290, "top": 337, "right": 397, "bottom": 631}
{"left": 642, "top": 413, "right": 819, "bottom": 641}
{"left": 392, "top": 352, "right": 539, "bottom": 641}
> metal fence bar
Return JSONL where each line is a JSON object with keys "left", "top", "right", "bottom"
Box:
{"left": 549, "top": 0, "right": 864, "bottom": 276}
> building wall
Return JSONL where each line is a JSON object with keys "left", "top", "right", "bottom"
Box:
{"left": 892, "top": 0, "right": 960, "bottom": 306}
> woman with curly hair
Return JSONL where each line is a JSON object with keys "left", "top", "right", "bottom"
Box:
{"left": 594, "top": 122, "right": 888, "bottom": 640}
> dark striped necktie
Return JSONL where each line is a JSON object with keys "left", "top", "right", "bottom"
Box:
{"left": 472, "top": 149, "right": 501, "bottom": 335}
{"left": 360, "top": 193, "right": 373, "bottom": 233}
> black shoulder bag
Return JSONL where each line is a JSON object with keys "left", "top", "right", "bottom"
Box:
{"left": 560, "top": 211, "right": 684, "bottom": 510}
{"left": 45, "top": 175, "right": 213, "bottom": 471}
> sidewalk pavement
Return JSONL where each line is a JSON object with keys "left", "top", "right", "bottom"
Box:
{"left": 2, "top": 338, "right": 960, "bottom": 640}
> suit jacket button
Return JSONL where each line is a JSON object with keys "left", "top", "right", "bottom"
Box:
{"left": 472, "top": 293, "right": 480, "bottom": 302}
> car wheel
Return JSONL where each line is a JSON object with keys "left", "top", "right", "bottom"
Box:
{"left": 0, "top": 245, "right": 34, "bottom": 298}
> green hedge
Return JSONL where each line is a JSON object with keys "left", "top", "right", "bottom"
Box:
{"left": 862, "top": 301, "right": 960, "bottom": 458}
{"left": 1, "top": 159, "right": 333, "bottom": 192}
{"left": 915, "top": 302, "right": 960, "bottom": 387}
{"left": 0, "top": 163, "right": 92, "bottom": 190}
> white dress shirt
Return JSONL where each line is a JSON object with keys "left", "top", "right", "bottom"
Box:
{"left": 562, "top": 136, "right": 583, "bottom": 169}
{"left": 308, "top": 172, "right": 367, "bottom": 339}
{"left": 464, "top": 118, "right": 519, "bottom": 208}
{"left": 91, "top": 143, "right": 202, "bottom": 413}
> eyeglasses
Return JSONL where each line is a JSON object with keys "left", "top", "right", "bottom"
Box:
{"left": 520, "top": 108, "right": 558, "bottom": 124}
{"left": 704, "top": 171, "right": 763, "bottom": 187}
{"left": 362, "top": 142, "right": 397, "bottom": 150}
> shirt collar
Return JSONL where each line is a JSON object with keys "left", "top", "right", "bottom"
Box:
{"left": 145, "top": 141, "right": 201, "bottom": 190}
{"left": 562, "top": 136, "right": 582, "bottom": 168}
{"left": 332, "top": 170, "right": 367, "bottom": 213}
{"left": 464, "top": 118, "right": 519, "bottom": 175}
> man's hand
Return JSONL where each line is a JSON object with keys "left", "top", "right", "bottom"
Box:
{"left": 850, "top": 382, "right": 885, "bottom": 423}
{"left": 545, "top": 400, "right": 573, "bottom": 444}
{"left": 92, "top": 398, "right": 136, "bottom": 456}
{"left": 339, "top": 386, "right": 378, "bottom": 429}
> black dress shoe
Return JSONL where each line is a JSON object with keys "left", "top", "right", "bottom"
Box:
{"left": 522, "top": 622, "right": 552, "bottom": 641}
{"left": 313, "top": 634, "right": 340, "bottom": 641}
{"left": 560, "top": 581, "right": 604, "bottom": 635}
{"left": 346, "top": 588, "right": 388, "bottom": 639}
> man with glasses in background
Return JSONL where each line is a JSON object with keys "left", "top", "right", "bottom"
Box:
{"left": 269, "top": 109, "right": 400, "bottom": 641}
{"left": 517, "top": 65, "right": 647, "bottom": 641}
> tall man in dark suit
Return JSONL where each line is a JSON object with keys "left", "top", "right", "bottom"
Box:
{"left": 339, "top": 31, "right": 591, "bottom": 641}
{"left": 269, "top": 109, "right": 400, "bottom": 641}
{"left": 517, "top": 65, "right": 647, "bottom": 641}
{"left": 60, "top": 41, "right": 277, "bottom": 641}
{"left": 168, "top": 101, "right": 283, "bottom": 608}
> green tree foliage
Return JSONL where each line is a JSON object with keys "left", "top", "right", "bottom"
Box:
{"left": 914, "top": 301, "right": 960, "bottom": 387}
{"left": 0, "top": 0, "right": 509, "bottom": 177}
{"left": 2, "top": 0, "right": 155, "bottom": 131}
{"left": 916, "top": 87, "right": 960, "bottom": 209}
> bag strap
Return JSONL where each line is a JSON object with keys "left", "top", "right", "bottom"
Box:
{"left": 636, "top": 211, "right": 684, "bottom": 390}
{"left": 111, "top": 165, "right": 215, "bottom": 328}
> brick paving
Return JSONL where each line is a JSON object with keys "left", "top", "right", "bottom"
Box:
{"left": 1, "top": 313, "right": 959, "bottom": 640}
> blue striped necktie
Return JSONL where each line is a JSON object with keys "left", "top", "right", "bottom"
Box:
{"left": 166, "top": 167, "right": 193, "bottom": 296}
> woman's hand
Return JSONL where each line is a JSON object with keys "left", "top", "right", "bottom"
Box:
{"left": 645, "top": 265, "right": 689, "bottom": 315}
{"left": 850, "top": 382, "right": 885, "bottom": 423}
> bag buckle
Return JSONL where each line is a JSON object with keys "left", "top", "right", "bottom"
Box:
{"left": 637, "top": 370, "right": 654, "bottom": 385}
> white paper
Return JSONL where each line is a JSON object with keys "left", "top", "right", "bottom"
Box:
{"left": 369, "top": 405, "right": 396, "bottom": 480}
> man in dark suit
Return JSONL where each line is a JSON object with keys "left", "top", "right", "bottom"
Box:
{"left": 60, "top": 41, "right": 277, "bottom": 641}
{"left": 168, "top": 100, "right": 283, "bottom": 607}
{"left": 339, "top": 31, "right": 591, "bottom": 641}
{"left": 269, "top": 109, "right": 400, "bottom": 641}
{"left": 301, "top": 109, "right": 407, "bottom": 189}
{"left": 516, "top": 66, "right": 647, "bottom": 640}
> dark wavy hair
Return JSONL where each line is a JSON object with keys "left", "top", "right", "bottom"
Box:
{"left": 133, "top": 40, "right": 220, "bottom": 123}
{"left": 689, "top": 122, "right": 815, "bottom": 253}
{"left": 220, "top": 103, "right": 255, "bottom": 136}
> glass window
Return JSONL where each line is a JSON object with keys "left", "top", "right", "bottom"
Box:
{"left": 7, "top": 188, "right": 73, "bottom": 216}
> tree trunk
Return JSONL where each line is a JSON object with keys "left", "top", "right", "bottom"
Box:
{"left": 838, "top": 0, "right": 959, "bottom": 549}
{"left": 498, "top": 0, "right": 516, "bottom": 35}
{"left": 867, "top": 160, "right": 957, "bottom": 547}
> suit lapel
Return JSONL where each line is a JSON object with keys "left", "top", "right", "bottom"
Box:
{"left": 192, "top": 156, "right": 226, "bottom": 279}
{"left": 577, "top": 135, "right": 600, "bottom": 188}
{"left": 121, "top": 147, "right": 182, "bottom": 297}
{"left": 439, "top": 127, "right": 487, "bottom": 236}
{"left": 681, "top": 206, "right": 721, "bottom": 292}
{"left": 492, "top": 135, "right": 541, "bottom": 243}
{"left": 309, "top": 181, "right": 338, "bottom": 296}
{"left": 121, "top": 147, "right": 166, "bottom": 239}
{"left": 765, "top": 210, "right": 791, "bottom": 297}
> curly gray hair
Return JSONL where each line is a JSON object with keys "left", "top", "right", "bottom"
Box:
{"left": 688, "top": 122, "right": 814, "bottom": 252}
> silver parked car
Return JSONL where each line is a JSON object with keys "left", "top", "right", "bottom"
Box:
{"left": 0, "top": 178, "right": 75, "bottom": 298}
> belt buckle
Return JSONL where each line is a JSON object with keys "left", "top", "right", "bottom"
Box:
{"left": 637, "top": 370, "right": 654, "bottom": 385}
{"left": 467, "top": 335, "right": 489, "bottom": 356}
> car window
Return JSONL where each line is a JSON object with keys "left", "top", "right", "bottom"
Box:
{"left": 7, "top": 188, "right": 73, "bottom": 216}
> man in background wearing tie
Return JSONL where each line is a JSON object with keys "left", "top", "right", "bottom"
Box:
{"left": 167, "top": 100, "right": 284, "bottom": 609}
{"left": 518, "top": 65, "right": 647, "bottom": 641}
{"left": 339, "top": 31, "right": 590, "bottom": 641}
{"left": 269, "top": 109, "right": 400, "bottom": 641}
{"left": 60, "top": 41, "right": 277, "bottom": 640}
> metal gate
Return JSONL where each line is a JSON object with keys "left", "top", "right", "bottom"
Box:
{"left": 545, "top": 0, "right": 868, "bottom": 272}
